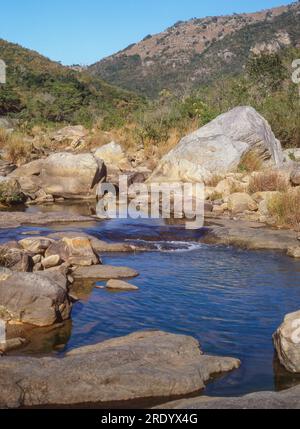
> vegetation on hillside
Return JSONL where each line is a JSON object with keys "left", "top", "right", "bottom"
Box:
{"left": 90, "top": 3, "right": 300, "bottom": 98}
{"left": 0, "top": 39, "right": 143, "bottom": 129}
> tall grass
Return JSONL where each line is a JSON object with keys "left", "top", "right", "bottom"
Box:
{"left": 268, "top": 189, "right": 300, "bottom": 230}
{"left": 249, "top": 170, "right": 289, "bottom": 194}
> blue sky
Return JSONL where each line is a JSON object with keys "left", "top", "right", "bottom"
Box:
{"left": 0, "top": 0, "right": 293, "bottom": 65}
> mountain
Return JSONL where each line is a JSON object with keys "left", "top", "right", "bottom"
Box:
{"left": 89, "top": 2, "right": 300, "bottom": 98}
{"left": 0, "top": 39, "right": 142, "bottom": 127}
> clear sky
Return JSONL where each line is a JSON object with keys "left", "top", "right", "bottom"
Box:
{"left": 0, "top": 0, "right": 293, "bottom": 65}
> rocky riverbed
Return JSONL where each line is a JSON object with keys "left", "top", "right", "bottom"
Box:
{"left": 0, "top": 204, "right": 300, "bottom": 409}
{"left": 1, "top": 107, "right": 300, "bottom": 409}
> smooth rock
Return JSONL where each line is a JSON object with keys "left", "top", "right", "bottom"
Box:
{"left": 273, "top": 310, "right": 300, "bottom": 373}
{"left": 106, "top": 280, "right": 139, "bottom": 291}
{"left": 0, "top": 270, "right": 71, "bottom": 327}
{"left": 0, "top": 331, "right": 240, "bottom": 408}
{"left": 73, "top": 265, "right": 139, "bottom": 280}
{"left": 150, "top": 107, "right": 283, "bottom": 183}
{"left": 40, "top": 152, "right": 105, "bottom": 199}
{"left": 41, "top": 255, "right": 61, "bottom": 269}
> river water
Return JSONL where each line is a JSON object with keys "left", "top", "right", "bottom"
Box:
{"left": 1, "top": 203, "right": 300, "bottom": 397}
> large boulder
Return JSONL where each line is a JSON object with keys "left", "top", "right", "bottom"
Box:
{"left": 40, "top": 152, "right": 105, "bottom": 199}
{"left": 0, "top": 269, "right": 71, "bottom": 327}
{"left": 273, "top": 310, "right": 300, "bottom": 373}
{"left": 0, "top": 331, "right": 240, "bottom": 408}
{"left": 150, "top": 107, "right": 283, "bottom": 183}
{"left": 10, "top": 153, "right": 107, "bottom": 199}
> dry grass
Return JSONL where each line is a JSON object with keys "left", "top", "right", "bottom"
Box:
{"left": 0, "top": 129, "right": 32, "bottom": 164}
{"left": 268, "top": 189, "right": 300, "bottom": 230}
{"left": 249, "top": 170, "right": 289, "bottom": 194}
{"left": 205, "top": 174, "right": 224, "bottom": 187}
{"left": 238, "top": 151, "right": 263, "bottom": 173}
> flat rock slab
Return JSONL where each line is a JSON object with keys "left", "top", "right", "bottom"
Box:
{"left": 0, "top": 331, "right": 240, "bottom": 408}
{"left": 157, "top": 385, "right": 300, "bottom": 409}
{"left": 73, "top": 265, "right": 139, "bottom": 280}
{"left": 203, "top": 216, "right": 299, "bottom": 251}
{"left": 0, "top": 211, "right": 96, "bottom": 229}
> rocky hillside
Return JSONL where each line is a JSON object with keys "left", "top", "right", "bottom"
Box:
{"left": 89, "top": 2, "right": 300, "bottom": 97}
{"left": 0, "top": 39, "right": 142, "bottom": 127}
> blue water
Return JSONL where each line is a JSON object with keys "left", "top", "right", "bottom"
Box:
{"left": 2, "top": 206, "right": 300, "bottom": 396}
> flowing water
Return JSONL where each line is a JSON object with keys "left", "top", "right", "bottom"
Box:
{"left": 2, "top": 202, "right": 300, "bottom": 397}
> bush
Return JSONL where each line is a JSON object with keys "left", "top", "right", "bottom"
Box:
{"left": 249, "top": 170, "right": 289, "bottom": 193}
{"left": 0, "top": 180, "right": 24, "bottom": 205}
{"left": 268, "top": 189, "right": 300, "bottom": 230}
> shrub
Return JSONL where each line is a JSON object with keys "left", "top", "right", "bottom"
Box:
{"left": 0, "top": 180, "right": 24, "bottom": 205}
{"left": 249, "top": 170, "right": 289, "bottom": 194}
{"left": 268, "top": 189, "right": 300, "bottom": 230}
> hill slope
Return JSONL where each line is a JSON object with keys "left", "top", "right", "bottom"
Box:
{"left": 0, "top": 39, "right": 142, "bottom": 127}
{"left": 89, "top": 2, "right": 300, "bottom": 97}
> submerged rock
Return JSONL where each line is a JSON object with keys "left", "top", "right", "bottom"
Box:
{"left": 0, "top": 331, "right": 240, "bottom": 408}
{"left": 273, "top": 310, "right": 300, "bottom": 373}
{"left": 287, "top": 247, "right": 300, "bottom": 259}
{"left": 106, "top": 279, "right": 139, "bottom": 291}
{"left": 150, "top": 107, "right": 283, "bottom": 183}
